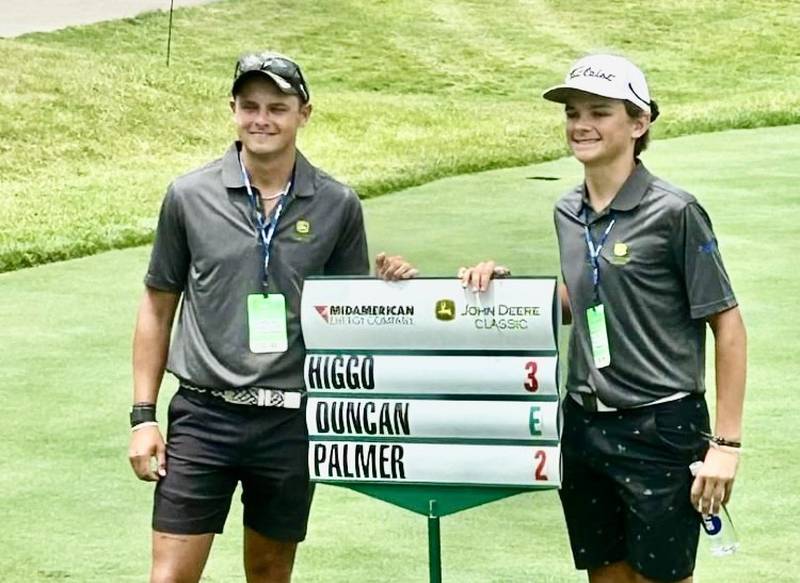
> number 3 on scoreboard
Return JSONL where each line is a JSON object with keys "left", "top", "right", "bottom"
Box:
{"left": 533, "top": 450, "right": 548, "bottom": 481}
{"left": 524, "top": 360, "right": 539, "bottom": 392}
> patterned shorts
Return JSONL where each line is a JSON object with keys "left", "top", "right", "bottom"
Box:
{"left": 559, "top": 394, "right": 710, "bottom": 582}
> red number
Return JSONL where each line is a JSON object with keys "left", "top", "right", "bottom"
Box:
{"left": 534, "top": 450, "right": 548, "bottom": 481}
{"left": 524, "top": 360, "right": 539, "bottom": 392}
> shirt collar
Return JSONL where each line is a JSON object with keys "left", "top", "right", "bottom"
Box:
{"left": 573, "top": 161, "right": 653, "bottom": 218}
{"left": 221, "top": 142, "right": 316, "bottom": 198}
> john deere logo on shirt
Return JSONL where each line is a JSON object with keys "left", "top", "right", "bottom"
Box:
{"left": 611, "top": 241, "right": 630, "bottom": 265}
{"left": 435, "top": 299, "right": 456, "bottom": 321}
{"left": 296, "top": 220, "right": 311, "bottom": 235}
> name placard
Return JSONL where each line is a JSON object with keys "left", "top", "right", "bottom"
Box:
{"left": 311, "top": 442, "right": 560, "bottom": 487}
{"left": 304, "top": 354, "right": 558, "bottom": 397}
{"left": 308, "top": 399, "right": 559, "bottom": 441}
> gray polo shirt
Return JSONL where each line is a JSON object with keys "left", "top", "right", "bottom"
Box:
{"left": 554, "top": 163, "right": 737, "bottom": 410}
{"left": 145, "top": 143, "right": 369, "bottom": 390}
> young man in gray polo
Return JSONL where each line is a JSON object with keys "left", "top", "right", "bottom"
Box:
{"left": 461, "top": 54, "right": 746, "bottom": 582}
{"left": 127, "top": 51, "right": 414, "bottom": 583}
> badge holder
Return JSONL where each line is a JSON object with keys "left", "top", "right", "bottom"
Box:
{"left": 248, "top": 292, "right": 288, "bottom": 353}
{"left": 586, "top": 304, "right": 611, "bottom": 368}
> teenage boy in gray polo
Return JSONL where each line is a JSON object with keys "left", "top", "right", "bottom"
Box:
{"left": 127, "top": 51, "right": 415, "bottom": 583}
{"left": 461, "top": 54, "right": 746, "bottom": 583}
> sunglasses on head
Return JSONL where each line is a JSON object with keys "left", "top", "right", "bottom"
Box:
{"left": 234, "top": 53, "right": 310, "bottom": 102}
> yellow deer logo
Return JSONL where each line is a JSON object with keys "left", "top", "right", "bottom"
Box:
{"left": 435, "top": 299, "right": 456, "bottom": 321}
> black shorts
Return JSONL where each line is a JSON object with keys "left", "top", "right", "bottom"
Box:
{"left": 559, "top": 394, "right": 710, "bottom": 582}
{"left": 152, "top": 388, "right": 312, "bottom": 542}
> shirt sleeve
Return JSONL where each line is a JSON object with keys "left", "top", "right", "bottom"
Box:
{"left": 324, "top": 189, "right": 369, "bottom": 276}
{"left": 677, "top": 202, "right": 737, "bottom": 319}
{"left": 144, "top": 184, "right": 190, "bottom": 292}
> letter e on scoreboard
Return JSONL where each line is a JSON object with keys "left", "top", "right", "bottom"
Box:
{"left": 528, "top": 405, "right": 542, "bottom": 436}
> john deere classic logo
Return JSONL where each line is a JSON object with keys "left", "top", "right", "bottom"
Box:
{"left": 296, "top": 220, "right": 311, "bottom": 235}
{"left": 435, "top": 299, "right": 456, "bottom": 321}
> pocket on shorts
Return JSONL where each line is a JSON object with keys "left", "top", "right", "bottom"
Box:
{"left": 652, "top": 397, "right": 709, "bottom": 455}
{"left": 167, "top": 392, "right": 181, "bottom": 422}
{"left": 167, "top": 391, "right": 197, "bottom": 426}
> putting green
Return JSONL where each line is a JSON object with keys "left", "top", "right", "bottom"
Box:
{"left": 1, "top": 125, "right": 798, "bottom": 582}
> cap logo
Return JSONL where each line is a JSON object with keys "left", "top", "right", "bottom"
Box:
{"left": 570, "top": 66, "right": 615, "bottom": 82}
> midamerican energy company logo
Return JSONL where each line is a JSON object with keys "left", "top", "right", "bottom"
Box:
{"left": 435, "top": 299, "right": 456, "bottom": 321}
{"left": 314, "top": 304, "right": 415, "bottom": 326}
{"left": 314, "top": 305, "right": 330, "bottom": 323}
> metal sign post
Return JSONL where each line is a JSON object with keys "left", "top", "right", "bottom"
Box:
{"left": 166, "top": 0, "right": 175, "bottom": 66}
{"left": 301, "top": 277, "right": 561, "bottom": 581}
{"left": 428, "top": 500, "right": 441, "bottom": 583}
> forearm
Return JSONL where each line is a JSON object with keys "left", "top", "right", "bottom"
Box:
{"left": 132, "top": 289, "right": 179, "bottom": 405}
{"left": 710, "top": 308, "right": 747, "bottom": 441}
{"left": 559, "top": 284, "right": 572, "bottom": 325}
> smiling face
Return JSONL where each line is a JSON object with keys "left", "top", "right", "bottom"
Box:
{"left": 230, "top": 75, "right": 311, "bottom": 159}
{"left": 564, "top": 92, "right": 648, "bottom": 168}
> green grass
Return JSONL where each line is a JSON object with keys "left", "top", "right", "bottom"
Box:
{"left": 2, "top": 0, "right": 800, "bottom": 271}
{"left": 1, "top": 125, "right": 798, "bottom": 582}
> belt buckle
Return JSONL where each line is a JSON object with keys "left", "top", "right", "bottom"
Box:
{"left": 255, "top": 388, "right": 301, "bottom": 409}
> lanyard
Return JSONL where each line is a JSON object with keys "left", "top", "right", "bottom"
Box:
{"left": 583, "top": 208, "right": 616, "bottom": 304}
{"left": 239, "top": 154, "right": 292, "bottom": 293}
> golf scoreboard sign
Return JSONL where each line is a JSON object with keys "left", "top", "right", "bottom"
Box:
{"left": 301, "top": 277, "right": 561, "bottom": 506}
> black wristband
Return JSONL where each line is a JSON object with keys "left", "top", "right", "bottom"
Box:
{"left": 130, "top": 404, "right": 156, "bottom": 427}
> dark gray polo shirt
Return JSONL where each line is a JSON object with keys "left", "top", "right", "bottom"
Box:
{"left": 554, "top": 163, "right": 737, "bottom": 410}
{"left": 145, "top": 143, "right": 369, "bottom": 390}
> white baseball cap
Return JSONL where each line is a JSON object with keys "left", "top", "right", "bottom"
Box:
{"left": 542, "top": 54, "right": 652, "bottom": 113}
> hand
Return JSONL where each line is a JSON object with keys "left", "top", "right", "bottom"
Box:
{"left": 128, "top": 425, "right": 167, "bottom": 481}
{"left": 375, "top": 252, "right": 418, "bottom": 281}
{"left": 690, "top": 447, "right": 739, "bottom": 515}
{"left": 457, "top": 261, "right": 510, "bottom": 292}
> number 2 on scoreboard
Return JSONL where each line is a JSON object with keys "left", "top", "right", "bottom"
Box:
{"left": 534, "top": 450, "right": 548, "bottom": 481}
{"left": 524, "top": 360, "right": 539, "bottom": 392}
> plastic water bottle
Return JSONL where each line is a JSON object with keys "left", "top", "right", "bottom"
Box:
{"left": 689, "top": 461, "right": 740, "bottom": 556}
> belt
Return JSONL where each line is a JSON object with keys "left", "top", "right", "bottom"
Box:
{"left": 571, "top": 390, "right": 691, "bottom": 413}
{"left": 180, "top": 382, "right": 303, "bottom": 409}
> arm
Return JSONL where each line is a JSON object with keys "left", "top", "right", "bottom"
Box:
{"left": 324, "top": 189, "right": 417, "bottom": 280}
{"left": 708, "top": 305, "right": 747, "bottom": 442}
{"left": 324, "top": 189, "right": 370, "bottom": 276}
{"left": 559, "top": 283, "right": 572, "bottom": 325}
{"left": 691, "top": 305, "right": 747, "bottom": 514}
{"left": 128, "top": 287, "right": 180, "bottom": 482}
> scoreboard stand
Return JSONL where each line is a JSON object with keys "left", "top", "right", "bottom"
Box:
{"left": 301, "top": 278, "right": 562, "bottom": 582}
